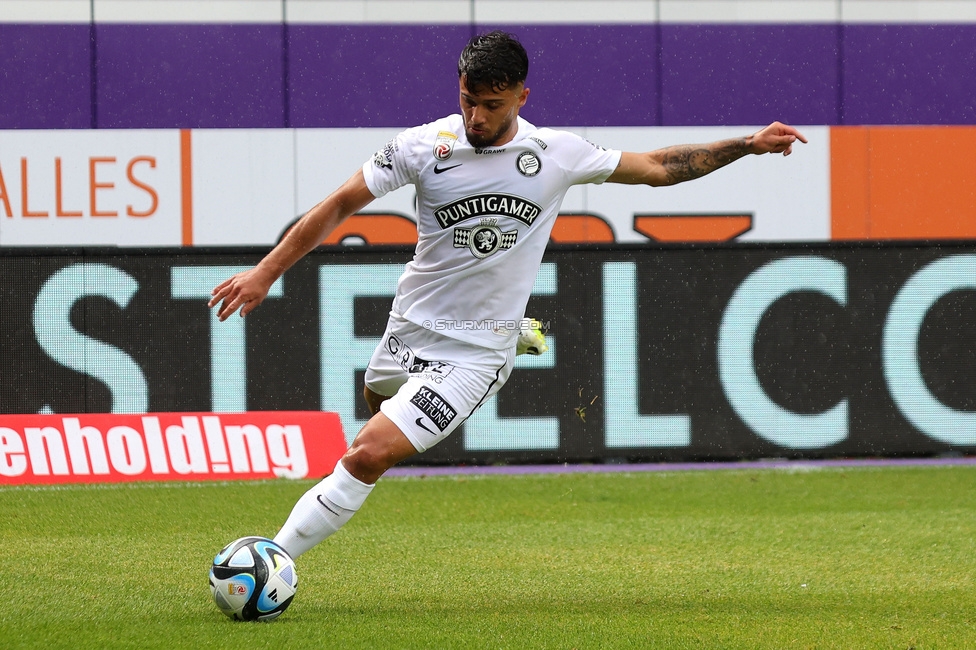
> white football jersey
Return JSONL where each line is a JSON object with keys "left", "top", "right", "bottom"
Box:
{"left": 362, "top": 114, "right": 621, "bottom": 349}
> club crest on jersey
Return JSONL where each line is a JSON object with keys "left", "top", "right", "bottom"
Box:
{"left": 433, "top": 131, "right": 458, "bottom": 161}
{"left": 454, "top": 220, "right": 518, "bottom": 259}
{"left": 516, "top": 152, "right": 541, "bottom": 177}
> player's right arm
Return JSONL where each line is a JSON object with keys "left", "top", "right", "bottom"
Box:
{"left": 208, "top": 169, "right": 376, "bottom": 321}
{"left": 607, "top": 121, "right": 807, "bottom": 187}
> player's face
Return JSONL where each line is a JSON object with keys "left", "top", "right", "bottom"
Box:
{"left": 459, "top": 76, "right": 529, "bottom": 148}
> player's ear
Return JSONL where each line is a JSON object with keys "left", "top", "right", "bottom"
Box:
{"left": 517, "top": 85, "right": 530, "bottom": 109}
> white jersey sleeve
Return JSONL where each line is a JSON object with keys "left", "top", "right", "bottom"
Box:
{"left": 361, "top": 115, "right": 621, "bottom": 349}
{"left": 532, "top": 127, "right": 620, "bottom": 187}
{"left": 362, "top": 124, "right": 426, "bottom": 198}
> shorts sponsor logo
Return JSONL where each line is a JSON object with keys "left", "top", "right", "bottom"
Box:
{"left": 0, "top": 412, "right": 346, "bottom": 485}
{"left": 387, "top": 335, "right": 455, "bottom": 383}
{"left": 409, "top": 359, "right": 455, "bottom": 383}
{"left": 409, "top": 387, "right": 457, "bottom": 432}
{"left": 386, "top": 334, "right": 416, "bottom": 369}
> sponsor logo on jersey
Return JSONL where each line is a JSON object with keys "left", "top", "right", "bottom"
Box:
{"left": 433, "top": 163, "right": 462, "bottom": 174}
{"left": 409, "top": 387, "right": 457, "bottom": 432}
{"left": 529, "top": 136, "right": 548, "bottom": 150}
{"left": 372, "top": 139, "right": 398, "bottom": 170}
{"left": 433, "top": 193, "right": 542, "bottom": 228}
{"left": 475, "top": 147, "right": 507, "bottom": 155}
{"left": 454, "top": 223, "right": 518, "bottom": 259}
{"left": 516, "top": 152, "right": 541, "bottom": 177}
{"left": 433, "top": 131, "right": 458, "bottom": 161}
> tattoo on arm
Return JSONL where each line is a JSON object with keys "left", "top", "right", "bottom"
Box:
{"left": 660, "top": 136, "right": 753, "bottom": 184}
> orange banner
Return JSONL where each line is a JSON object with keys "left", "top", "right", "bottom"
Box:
{"left": 831, "top": 126, "right": 976, "bottom": 240}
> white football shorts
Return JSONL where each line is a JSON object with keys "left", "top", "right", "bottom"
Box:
{"left": 364, "top": 313, "right": 515, "bottom": 452}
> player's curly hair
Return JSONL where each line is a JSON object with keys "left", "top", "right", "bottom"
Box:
{"left": 457, "top": 31, "right": 529, "bottom": 93}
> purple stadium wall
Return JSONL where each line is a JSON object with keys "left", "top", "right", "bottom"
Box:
{"left": 2, "top": 24, "right": 976, "bottom": 129}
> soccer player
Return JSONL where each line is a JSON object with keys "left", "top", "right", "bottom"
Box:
{"left": 208, "top": 31, "right": 807, "bottom": 559}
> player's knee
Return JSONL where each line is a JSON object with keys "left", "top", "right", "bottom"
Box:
{"left": 342, "top": 418, "right": 417, "bottom": 483}
{"left": 342, "top": 443, "right": 390, "bottom": 483}
{"left": 344, "top": 440, "right": 377, "bottom": 469}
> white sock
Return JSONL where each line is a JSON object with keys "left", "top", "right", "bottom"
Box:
{"left": 273, "top": 461, "right": 375, "bottom": 559}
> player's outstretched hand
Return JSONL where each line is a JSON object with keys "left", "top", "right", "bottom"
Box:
{"left": 749, "top": 122, "right": 808, "bottom": 156}
{"left": 208, "top": 267, "right": 275, "bottom": 321}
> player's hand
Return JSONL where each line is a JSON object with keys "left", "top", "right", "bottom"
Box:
{"left": 749, "top": 121, "right": 808, "bottom": 156}
{"left": 208, "top": 267, "right": 275, "bottom": 321}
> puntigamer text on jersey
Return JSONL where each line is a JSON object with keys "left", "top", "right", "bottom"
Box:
{"left": 433, "top": 193, "right": 543, "bottom": 228}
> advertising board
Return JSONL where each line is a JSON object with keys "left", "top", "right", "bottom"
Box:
{"left": 2, "top": 243, "right": 974, "bottom": 479}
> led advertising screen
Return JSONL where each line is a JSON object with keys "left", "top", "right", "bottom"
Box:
{"left": 2, "top": 243, "right": 974, "bottom": 476}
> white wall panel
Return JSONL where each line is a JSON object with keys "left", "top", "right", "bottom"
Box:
{"left": 94, "top": 0, "right": 283, "bottom": 23}
{"left": 286, "top": 0, "right": 471, "bottom": 23}
{"left": 0, "top": 0, "right": 90, "bottom": 22}
{"left": 8, "top": 0, "right": 969, "bottom": 25}
{"left": 190, "top": 129, "right": 296, "bottom": 246}
{"left": 660, "top": 0, "right": 839, "bottom": 23}
{"left": 842, "top": 0, "right": 976, "bottom": 22}
{"left": 474, "top": 0, "right": 658, "bottom": 23}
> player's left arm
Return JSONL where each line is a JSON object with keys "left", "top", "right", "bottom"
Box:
{"left": 606, "top": 121, "right": 808, "bottom": 187}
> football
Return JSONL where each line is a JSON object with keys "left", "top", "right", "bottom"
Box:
{"left": 209, "top": 536, "right": 298, "bottom": 621}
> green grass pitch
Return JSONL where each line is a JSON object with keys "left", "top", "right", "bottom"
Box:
{"left": 2, "top": 464, "right": 975, "bottom": 649}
